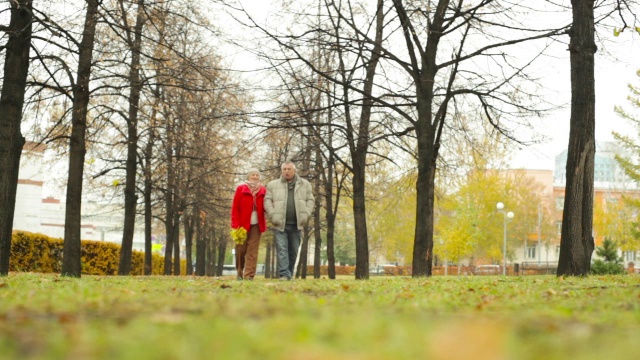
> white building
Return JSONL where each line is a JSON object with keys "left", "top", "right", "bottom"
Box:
{"left": 14, "top": 142, "right": 145, "bottom": 251}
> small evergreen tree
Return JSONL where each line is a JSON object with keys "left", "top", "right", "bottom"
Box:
{"left": 591, "top": 238, "right": 625, "bottom": 275}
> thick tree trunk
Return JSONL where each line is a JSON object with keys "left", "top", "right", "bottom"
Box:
{"left": 412, "top": 140, "right": 437, "bottom": 276}
{"left": 557, "top": 0, "right": 596, "bottom": 276}
{"left": 119, "top": 0, "right": 146, "bottom": 275}
{"left": 0, "top": 0, "right": 32, "bottom": 276}
{"left": 352, "top": 164, "right": 369, "bottom": 279}
{"left": 62, "top": 0, "right": 99, "bottom": 277}
{"left": 392, "top": 0, "right": 448, "bottom": 277}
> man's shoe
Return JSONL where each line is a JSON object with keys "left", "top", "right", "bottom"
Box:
{"left": 279, "top": 276, "right": 288, "bottom": 281}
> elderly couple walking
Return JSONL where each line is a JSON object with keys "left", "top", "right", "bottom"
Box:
{"left": 230, "top": 161, "right": 314, "bottom": 281}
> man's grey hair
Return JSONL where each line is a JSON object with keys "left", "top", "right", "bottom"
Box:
{"left": 281, "top": 161, "right": 296, "bottom": 170}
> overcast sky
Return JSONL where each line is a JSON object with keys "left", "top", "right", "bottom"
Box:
{"left": 227, "top": 1, "right": 640, "bottom": 172}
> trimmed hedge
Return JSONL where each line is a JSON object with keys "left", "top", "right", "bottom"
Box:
{"left": 304, "top": 265, "right": 356, "bottom": 276}
{"left": 10, "top": 231, "right": 183, "bottom": 275}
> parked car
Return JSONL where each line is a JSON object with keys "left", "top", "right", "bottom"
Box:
{"left": 474, "top": 264, "right": 501, "bottom": 275}
{"left": 222, "top": 265, "right": 236, "bottom": 275}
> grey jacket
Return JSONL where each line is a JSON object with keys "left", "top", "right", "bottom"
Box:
{"left": 264, "top": 175, "right": 315, "bottom": 231}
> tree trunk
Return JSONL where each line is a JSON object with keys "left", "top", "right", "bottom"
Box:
{"left": 298, "top": 226, "right": 309, "bottom": 278}
{"left": 352, "top": 164, "right": 369, "bottom": 279}
{"left": 119, "top": 0, "right": 146, "bottom": 275}
{"left": 142, "top": 121, "right": 154, "bottom": 275}
{"left": 206, "top": 227, "right": 216, "bottom": 276}
{"left": 62, "top": 0, "right": 99, "bottom": 277}
{"left": 216, "top": 239, "right": 226, "bottom": 276}
{"left": 184, "top": 212, "right": 194, "bottom": 275}
{"left": 195, "top": 211, "right": 206, "bottom": 276}
{"left": 0, "top": 0, "right": 32, "bottom": 276}
{"left": 325, "top": 158, "right": 337, "bottom": 279}
{"left": 392, "top": 0, "right": 449, "bottom": 277}
{"left": 264, "top": 237, "right": 272, "bottom": 278}
{"left": 557, "top": 0, "right": 596, "bottom": 276}
{"left": 172, "top": 211, "right": 181, "bottom": 275}
{"left": 342, "top": 0, "right": 384, "bottom": 280}
{"left": 313, "top": 150, "right": 322, "bottom": 278}
{"left": 143, "top": 160, "right": 152, "bottom": 275}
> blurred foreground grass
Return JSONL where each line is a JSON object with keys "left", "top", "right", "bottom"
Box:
{"left": 0, "top": 273, "right": 639, "bottom": 360}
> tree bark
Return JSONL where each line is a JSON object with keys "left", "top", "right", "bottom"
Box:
{"left": 391, "top": 0, "right": 450, "bottom": 277}
{"left": 184, "top": 211, "right": 194, "bottom": 275}
{"left": 298, "top": 226, "right": 309, "bottom": 278}
{"left": 341, "top": 0, "right": 384, "bottom": 280}
{"left": 216, "top": 238, "right": 226, "bottom": 276}
{"left": 62, "top": 0, "right": 99, "bottom": 277}
{"left": 0, "top": 0, "right": 32, "bottom": 276}
{"left": 557, "top": 0, "right": 596, "bottom": 276}
{"left": 313, "top": 147, "right": 323, "bottom": 278}
{"left": 206, "top": 227, "right": 216, "bottom": 276}
{"left": 119, "top": 0, "right": 146, "bottom": 275}
{"left": 195, "top": 210, "right": 206, "bottom": 276}
{"left": 172, "top": 210, "right": 181, "bottom": 275}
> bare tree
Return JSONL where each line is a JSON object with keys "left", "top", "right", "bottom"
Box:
{"left": 0, "top": 0, "right": 33, "bottom": 276}
{"left": 61, "top": 0, "right": 100, "bottom": 277}
{"left": 116, "top": 0, "right": 146, "bottom": 275}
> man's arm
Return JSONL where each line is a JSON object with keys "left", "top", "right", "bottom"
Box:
{"left": 305, "top": 181, "right": 315, "bottom": 214}
{"left": 264, "top": 182, "right": 274, "bottom": 216}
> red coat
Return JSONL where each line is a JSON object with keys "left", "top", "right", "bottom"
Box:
{"left": 231, "top": 183, "right": 267, "bottom": 233}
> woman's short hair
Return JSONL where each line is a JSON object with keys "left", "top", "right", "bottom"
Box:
{"left": 246, "top": 168, "right": 260, "bottom": 180}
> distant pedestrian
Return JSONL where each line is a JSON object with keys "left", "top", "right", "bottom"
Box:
{"left": 264, "top": 161, "right": 314, "bottom": 280}
{"left": 230, "top": 168, "right": 267, "bottom": 280}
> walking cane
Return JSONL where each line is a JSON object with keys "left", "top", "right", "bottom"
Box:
{"left": 292, "top": 238, "right": 304, "bottom": 280}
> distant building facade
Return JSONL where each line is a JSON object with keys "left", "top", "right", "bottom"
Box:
{"left": 14, "top": 142, "right": 146, "bottom": 251}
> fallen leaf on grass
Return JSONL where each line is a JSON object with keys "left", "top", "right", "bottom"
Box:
{"left": 429, "top": 320, "right": 507, "bottom": 360}
{"left": 220, "top": 284, "right": 232, "bottom": 289}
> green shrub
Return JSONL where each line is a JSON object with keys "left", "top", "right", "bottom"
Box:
{"left": 591, "top": 238, "right": 625, "bottom": 275}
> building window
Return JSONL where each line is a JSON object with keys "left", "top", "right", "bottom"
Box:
{"left": 527, "top": 246, "right": 536, "bottom": 259}
{"left": 556, "top": 221, "right": 562, "bottom": 235}
{"left": 555, "top": 197, "right": 564, "bottom": 211}
{"left": 623, "top": 251, "right": 636, "bottom": 263}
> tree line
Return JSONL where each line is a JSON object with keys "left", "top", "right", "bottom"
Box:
{"left": 1, "top": 0, "right": 638, "bottom": 278}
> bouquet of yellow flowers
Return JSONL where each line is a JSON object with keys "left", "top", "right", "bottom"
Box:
{"left": 230, "top": 227, "right": 247, "bottom": 245}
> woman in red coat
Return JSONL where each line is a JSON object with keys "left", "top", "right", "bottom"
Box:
{"left": 230, "top": 168, "right": 266, "bottom": 280}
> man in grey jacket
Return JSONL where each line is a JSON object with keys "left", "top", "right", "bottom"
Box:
{"left": 264, "top": 161, "right": 315, "bottom": 280}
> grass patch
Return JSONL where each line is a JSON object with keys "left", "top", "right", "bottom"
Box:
{"left": 1, "top": 273, "right": 639, "bottom": 359}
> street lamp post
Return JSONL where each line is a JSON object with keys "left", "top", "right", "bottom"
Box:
{"left": 496, "top": 202, "right": 515, "bottom": 276}
{"left": 438, "top": 239, "right": 448, "bottom": 276}
{"left": 537, "top": 202, "right": 542, "bottom": 265}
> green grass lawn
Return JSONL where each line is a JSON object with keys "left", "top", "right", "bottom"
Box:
{"left": 1, "top": 273, "right": 639, "bottom": 360}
